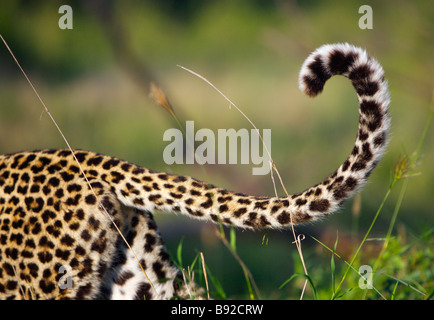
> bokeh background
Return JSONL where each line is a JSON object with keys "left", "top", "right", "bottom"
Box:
{"left": 0, "top": 0, "right": 432, "bottom": 299}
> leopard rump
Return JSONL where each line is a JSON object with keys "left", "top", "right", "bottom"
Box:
{"left": 0, "top": 43, "right": 390, "bottom": 300}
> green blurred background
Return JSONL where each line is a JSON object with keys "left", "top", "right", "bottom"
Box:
{"left": 0, "top": 0, "right": 432, "bottom": 299}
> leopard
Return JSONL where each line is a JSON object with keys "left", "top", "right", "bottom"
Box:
{"left": 0, "top": 43, "right": 390, "bottom": 300}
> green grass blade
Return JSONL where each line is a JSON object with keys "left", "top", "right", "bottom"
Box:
{"left": 379, "top": 272, "right": 427, "bottom": 297}
{"left": 279, "top": 273, "right": 300, "bottom": 290}
{"left": 190, "top": 253, "right": 199, "bottom": 271}
{"left": 176, "top": 237, "right": 184, "bottom": 268}
{"left": 391, "top": 282, "right": 399, "bottom": 300}
{"left": 331, "top": 231, "right": 338, "bottom": 297}
{"left": 230, "top": 227, "right": 237, "bottom": 252}
{"left": 203, "top": 262, "right": 227, "bottom": 300}
{"left": 243, "top": 269, "right": 255, "bottom": 300}
{"left": 280, "top": 273, "right": 318, "bottom": 300}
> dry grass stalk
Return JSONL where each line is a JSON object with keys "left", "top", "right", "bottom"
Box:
{"left": 149, "top": 81, "right": 175, "bottom": 116}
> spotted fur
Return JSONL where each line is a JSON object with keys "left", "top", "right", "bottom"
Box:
{"left": 0, "top": 44, "right": 390, "bottom": 299}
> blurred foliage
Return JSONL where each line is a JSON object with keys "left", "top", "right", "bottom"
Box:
{"left": 0, "top": 0, "right": 432, "bottom": 299}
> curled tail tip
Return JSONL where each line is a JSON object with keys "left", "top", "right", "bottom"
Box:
{"left": 298, "top": 43, "right": 382, "bottom": 97}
